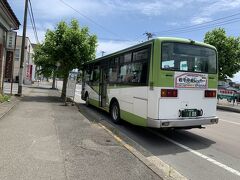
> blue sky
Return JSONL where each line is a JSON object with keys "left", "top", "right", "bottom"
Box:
{"left": 8, "top": 0, "right": 240, "bottom": 82}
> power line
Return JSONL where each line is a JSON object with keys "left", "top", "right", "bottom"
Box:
{"left": 59, "top": 0, "right": 121, "bottom": 38}
{"left": 161, "top": 17, "right": 240, "bottom": 36}
{"left": 28, "top": 0, "right": 39, "bottom": 43}
{"left": 27, "top": 6, "right": 37, "bottom": 42}
{"left": 154, "top": 11, "right": 240, "bottom": 35}
{"left": 133, "top": 12, "right": 240, "bottom": 42}
{"left": 98, "top": 37, "right": 131, "bottom": 42}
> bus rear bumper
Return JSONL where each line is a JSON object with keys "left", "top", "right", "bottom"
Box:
{"left": 147, "top": 116, "right": 218, "bottom": 128}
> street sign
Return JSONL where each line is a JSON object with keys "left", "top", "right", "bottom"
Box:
{"left": 6, "top": 31, "right": 17, "bottom": 50}
{"left": 66, "top": 71, "right": 78, "bottom": 98}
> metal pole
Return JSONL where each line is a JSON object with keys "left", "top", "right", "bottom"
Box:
{"left": 10, "top": 52, "right": 13, "bottom": 95}
{"left": 101, "top": 51, "right": 106, "bottom": 57}
{"left": 18, "top": 0, "right": 28, "bottom": 96}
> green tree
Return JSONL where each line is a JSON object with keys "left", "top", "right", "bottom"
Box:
{"left": 204, "top": 28, "right": 240, "bottom": 80}
{"left": 34, "top": 19, "right": 97, "bottom": 98}
{"left": 34, "top": 44, "right": 55, "bottom": 79}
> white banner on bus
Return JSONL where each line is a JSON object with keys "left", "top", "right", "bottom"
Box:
{"left": 174, "top": 72, "right": 208, "bottom": 89}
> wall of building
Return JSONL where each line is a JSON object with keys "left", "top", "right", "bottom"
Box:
{"left": 13, "top": 36, "right": 35, "bottom": 84}
{"left": 0, "top": 0, "right": 20, "bottom": 93}
{"left": 0, "top": 26, "right": 6, "bottom": 91}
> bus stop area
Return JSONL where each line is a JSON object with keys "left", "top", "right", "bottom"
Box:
{"left": 0, "top": 83, "right": 165, "bottom": 180}
{"left": 217, "top": 88, "right": 240, "bottom": 113}
{"left": 217, "top": 100, "right": 240, "bottom": 113}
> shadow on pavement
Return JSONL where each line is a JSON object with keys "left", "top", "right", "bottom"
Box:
{"left": 21, "top": 95, "right": 62, "bottom": 103}
{"left": 28, "top": 86, "right": 55, "bottom": 90}
{"left": 78, "top": 102, "right": 216, "bottom": 157}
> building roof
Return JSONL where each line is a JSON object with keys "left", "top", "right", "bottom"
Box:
{"left": 1, "top": 0, "right": 21, "bottom": 29}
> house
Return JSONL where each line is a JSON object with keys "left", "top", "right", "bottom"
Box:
{"left": 0, "top": 0, "right": 20, "bottom": 92}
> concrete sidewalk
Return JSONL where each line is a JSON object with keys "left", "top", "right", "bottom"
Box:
{"left": 0, "top": 84, "right": 160, "bottom": 180}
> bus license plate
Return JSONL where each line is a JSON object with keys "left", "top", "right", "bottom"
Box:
{"left": 182, "top": 109, "right": 198, "bottom": 117}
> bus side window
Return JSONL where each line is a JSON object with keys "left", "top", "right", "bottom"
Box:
{"left": 84, "top": 70, "right": 91, "bottom": 82}
{"left": 132, "top": 48, "right": 149, "bottom": 84}
{"left": 109, "top": 58, "right": 118, "bottom": 82}
{"left": 90, "top": 66, "right": 99, "bottom": 83}
{"left": 140, "top": 62, "right": 147, "bottom": 83}
{"left": 131, "top": 62, "right": 147, "bottom": 84}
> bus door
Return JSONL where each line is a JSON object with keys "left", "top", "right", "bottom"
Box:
{"left": 100, "top": 67, "right": 108, "bottom": 107}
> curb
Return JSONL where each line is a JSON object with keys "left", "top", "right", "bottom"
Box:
{"left": 217, "top": 105, "right": 240, "bottom": 113}
{"left": 97, "top": 122, "right": 187, "bottom": 180}
{"left": 0, "top": 98, "right": 20, "bottom": 120}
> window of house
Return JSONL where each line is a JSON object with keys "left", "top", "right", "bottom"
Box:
{"left": 15, "top": 49, "right": 20, "bottom": 61}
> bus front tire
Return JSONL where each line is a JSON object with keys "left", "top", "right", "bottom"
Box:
{"left": 85, "top": 94, "right": 90, "bottom": 106}
{"left": 110, "top": 101, "right": 121, "bottom": 124}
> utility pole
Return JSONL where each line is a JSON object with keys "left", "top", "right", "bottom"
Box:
{"left": 143, "top": 32, "right": 155, "bottom": 40}
{"left": 101, "top": 51, "right": 106, "bottom": 57}
{"left": 18, "top": 0, "right": 28, "bottom": 96}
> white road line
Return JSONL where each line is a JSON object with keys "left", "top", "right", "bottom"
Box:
{"left": 148, "top": 129, "right": 240, "bottom": 177}
{"left": 220, "top": 119, "right": 240, "bottom": 126}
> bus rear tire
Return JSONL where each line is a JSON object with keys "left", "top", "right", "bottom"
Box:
{"left": 110, "top": 101, "right": 121, "bottom": 124}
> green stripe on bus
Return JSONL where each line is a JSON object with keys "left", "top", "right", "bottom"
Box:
{"left": 208, "top": 74, "right": 218, "bottom": 88}
{"left": 89, "top": 98, "right": 110, "bottom": 112}
{"left": 120, "top": 110, "right": 147, "bottom": 127}
{"left": 89, "top": 98, "right": 99, "bottom": 107}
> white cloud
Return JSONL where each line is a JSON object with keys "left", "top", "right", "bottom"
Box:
{"left": 232, "top": 72, "right": 240, "bottom": 83}
{"left": 191, "top": 17, "right": 212, "bottom": 25}
{"left": 18, "top": 27, "right": 46, "bottom": 44}
{"left": 107, "top": 0, "right": 188, "bottom": 16}
{"left": 191, "top": 0, "right": 240, "bottom": 25}
{"left": 30, "top": 0, "right": 191, "bottom": 19}
{"left": 202, "top": 0, "right": 240, "bottom": 16}
{"left": 167, "top": 22, "right": 180, "bottom": 26}
{"left": 96, "top": 40, "right": 136, "bottom": 57}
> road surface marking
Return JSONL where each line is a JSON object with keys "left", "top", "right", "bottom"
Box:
{"left": 148, "top": 129, "right": 240, "bottom": 177}
{"left": 220, "top": 119, "right": 240, "bottom": 126}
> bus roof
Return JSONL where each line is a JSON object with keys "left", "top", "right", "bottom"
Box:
{"left": 155, "top": 37, "right": 217, "bottom": 50}
{"left": 85, "top": 37, "right": 217, "bottom": 65}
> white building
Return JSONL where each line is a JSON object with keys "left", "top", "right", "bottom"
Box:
{"left": 13, "top": 36, "right": 36, "bottom": 84}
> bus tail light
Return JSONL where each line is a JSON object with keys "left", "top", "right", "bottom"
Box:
{"left": 161, "top": 89, "right": 178, "bottom": 97}
{"left": 205, "top": 90, "right": 216, "bottom": 98}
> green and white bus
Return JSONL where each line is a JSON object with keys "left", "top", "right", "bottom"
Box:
{"left": 81, "top": 37, "right": 219, "bottom": 129}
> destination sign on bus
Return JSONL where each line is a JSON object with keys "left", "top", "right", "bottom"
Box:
{"left": 175, "top": 72, "right": 208, "bottom": 88}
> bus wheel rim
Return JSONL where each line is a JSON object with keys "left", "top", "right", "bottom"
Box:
{"left": 113, "top": 105, "right": 118, "bottom": 120}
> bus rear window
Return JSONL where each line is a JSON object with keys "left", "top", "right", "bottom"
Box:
{"left": 161, "top": 42, "right": 217, "bottom": 74}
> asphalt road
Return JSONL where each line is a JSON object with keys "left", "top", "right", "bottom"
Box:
{"left": 61, "top": 82, "right": 240, "bottom": 180}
